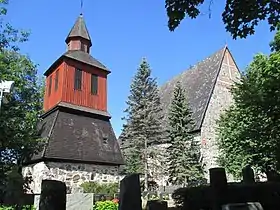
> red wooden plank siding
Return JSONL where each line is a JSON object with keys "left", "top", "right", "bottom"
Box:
{"left": 61, "top": 59, "right": 108, "bottom": 112}
{"left": 43, "top": 62, "right": 64, "bottom": 111}
{"left": 44, "top": 58, "right": 108, "bottom": 113}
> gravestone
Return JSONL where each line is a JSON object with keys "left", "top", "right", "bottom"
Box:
{"left": 222, "top": 202, "right": 263, "bottom": 210}
{"left": 118, "top": 174, "right": 142, "bottom": 210}
{"left": 66, "top": 193, "right": 94, "bottom": 210}
{"left": 266, "top": 170, "right": 280, "bottom": 182}
{"left": 242, "top": 165, "right": 255, "bottom": 184}
{"left": 173, "top": 165, "right": 280, "bottom": 210}
{"left": 39, "top": 180, "right": 66, "bottom": 210}
{"left": 146, "top": 200, "right": 168, "bottom": 210}
{"left": 210, "top": 167, "right": 228, "bottom": 210}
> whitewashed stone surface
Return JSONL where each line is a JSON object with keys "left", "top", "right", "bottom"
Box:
{"left": 23, "top": 161, "right": 123, "bottom": 194}
{"left": 200, "top": 50, "right": 240, "bottom": 182}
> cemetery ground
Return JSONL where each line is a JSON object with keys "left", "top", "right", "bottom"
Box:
{"left": 2, "top": 166, "right": 280, "bottom": 209}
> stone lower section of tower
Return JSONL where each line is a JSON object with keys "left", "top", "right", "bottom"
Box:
{"left": 23, "top": 162, "right": 122, "bottom": 194}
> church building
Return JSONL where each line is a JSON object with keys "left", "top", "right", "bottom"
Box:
{"left": 119, "top": 46, "right": 241, "bottom": 185}
{"left": 22, "top": 14, "right": 124, "bottom": 193}
{"left": 159, "top": 46, "right": 241, "bottom": 181}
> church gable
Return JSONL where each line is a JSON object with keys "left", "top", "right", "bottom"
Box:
{"left": 200, "top": 47, "right": 241, "bottom": 175}
{"left": 216, "top": 49, "right": 241, "bottom": 87}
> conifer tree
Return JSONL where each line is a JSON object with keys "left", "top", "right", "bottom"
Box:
{"left": 167, "top": 82, "right": 204, "bottom": 187}
{"left": 120, "top": 58, "right": 164, "bottom": 190}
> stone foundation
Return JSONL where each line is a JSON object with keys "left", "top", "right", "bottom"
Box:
{"left": 23, "top": 161, "right": 122, "bottom": 194}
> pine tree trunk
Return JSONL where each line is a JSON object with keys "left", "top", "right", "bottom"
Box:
{"left": 144, "top": 137, "right": 148, "bottom": 191}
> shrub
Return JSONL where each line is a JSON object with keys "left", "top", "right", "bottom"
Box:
{"left": 81, "top": 182, "right": 119, "bottom": 196}
{"left": 93, "top": 200, "right": 118, "bottom": 210}
{"left": 148, "top": 194, "right": 160, "bottom": 201}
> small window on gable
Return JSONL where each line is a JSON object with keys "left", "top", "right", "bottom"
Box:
{"left": 91, "top": 74, "right": 98, "bottom": 95}
{"left": 103, "top": 135, "right": 108, "bottom": 144}
{"left": 48, "top": 75, "right": 52, "bottom": 96}
{"left": 55, "top": 70, "right": 59, "bottom": 91}
{"left": 74, "top": 68, "right": 82, "bottom": 90}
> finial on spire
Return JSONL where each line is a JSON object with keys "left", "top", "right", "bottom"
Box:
{"left": 80, "top": 0, "right": 83, "bottom": 15}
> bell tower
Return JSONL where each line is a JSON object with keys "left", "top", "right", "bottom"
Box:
{"left": 43, "top": 13, "right": 110, "bottom": 115}
{"left": 23, "top": 14, "right": 124, "bottom": 194}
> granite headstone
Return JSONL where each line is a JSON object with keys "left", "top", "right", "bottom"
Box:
{"left": 39, "top": 180, "right": 66, "bottom": 210}
{"left": 146, "top": 200, "right": 168, "bottom": 210}
{"left": 118, "top": 174, "right": 142, "bottom": 210}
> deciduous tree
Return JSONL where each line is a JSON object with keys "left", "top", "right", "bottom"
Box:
{"left": 217, "top": 28, "right": 280, "bottom": 179}
{"left": 165, "top": 0, "right": 279, "bottom": 39}
{"left": 0, "top": 0, "right": 44, "bottom": 201}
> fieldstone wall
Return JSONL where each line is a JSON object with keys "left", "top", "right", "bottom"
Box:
{"left": 200, "top": 49, "right": 241, "bottom": 181}
{"left": 23, "top": 161, "right": 122, "bottom": 194}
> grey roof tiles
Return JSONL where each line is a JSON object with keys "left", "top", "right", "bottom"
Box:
{"left": 65, "top": 14, "right": 92, "bottom": 45}
{"left": 159, "top": 47, "right": 226, "bottom": 131}
{"left": 30, "top": 106, "right": 124, "bottom": 165}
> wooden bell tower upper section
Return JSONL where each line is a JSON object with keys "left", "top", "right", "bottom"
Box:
{"left": 43, "top": 14, "right": 111, "bottom": 117}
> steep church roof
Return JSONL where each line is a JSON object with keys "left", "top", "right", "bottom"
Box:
{"left": 29, "top": 105, "right": 124, "bottom": 165}
{"left": 65, "top": 14, "right": 92, "bottom": 45}
{"left": 159, "top": 47, "right": 227, "bottom": 132}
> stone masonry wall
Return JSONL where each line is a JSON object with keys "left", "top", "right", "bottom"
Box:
{"left": 200, "top": 49, "right": 241, "bottom": 181}
{"left": 22, "top": 161, "right": 122, "bottom": 194}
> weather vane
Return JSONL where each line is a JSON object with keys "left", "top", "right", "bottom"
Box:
{"left": 80, "top": 0, "right": 83, "bottom": 15}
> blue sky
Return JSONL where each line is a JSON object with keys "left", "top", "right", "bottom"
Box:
{"left": 6, "top": 0, "right": 274, "bottom": 137}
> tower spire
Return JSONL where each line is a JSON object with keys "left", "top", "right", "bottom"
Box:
{"left": 65, "top": 10, "right": 92, "bottom": 52}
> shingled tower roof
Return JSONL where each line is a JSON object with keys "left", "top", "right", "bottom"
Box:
{"left": 30, "top": 106, "right": 124, "bottom": 166}
{"left": 159, "top": 47, "right": 227, "bottom": 132}
{"left": 65, "top": 14, "right": 92, "bottom": 46}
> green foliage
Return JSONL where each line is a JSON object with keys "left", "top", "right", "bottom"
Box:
{"left": 0, "top": 0, "right": 30, "bottom": 51}
{"left": 119, "top": 58, "right": 165, "bottom": 175}
{"left": 93, "top": 201, "right": 118, "bottom": 210}
{"left": 148, "top": 194, "right": 159, "bottom": 201}
{"left": 80, "top": 182, "right": 119, "bottom": 196}
{"left": 0, "top": 205, "right": 35, "bottom": 210}
{"left": 165, "top": 0, "right": 279, "bottom": 39}
{"left": 0, "top": 0, "right": 44, "bottom": 201}
{"left": 167, "top": 82, "right": 205, "bottom": 186}
{"left": 161, "top": 194, "right": 170, "bottom": 201}
{"left": 217, "top": 29, "right": 280, "bottom": 178}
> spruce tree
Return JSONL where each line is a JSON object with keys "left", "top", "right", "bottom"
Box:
{"left": 119, "top": 58, "right": 164, "bottom": 190}
{"left": 167, "top": 82, "right": 204, "bottom": 187}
